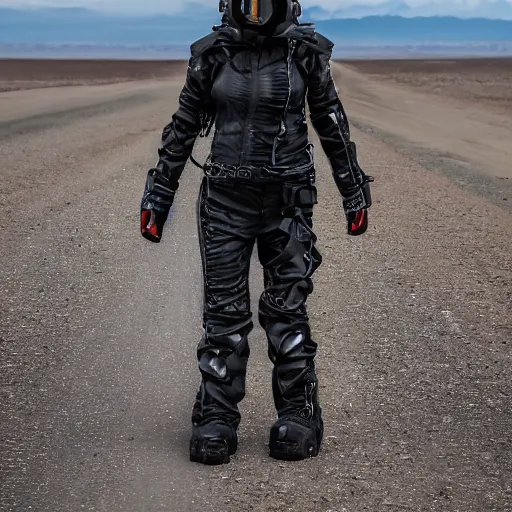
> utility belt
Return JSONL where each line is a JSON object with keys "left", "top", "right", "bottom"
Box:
{"left": 202, "top": 157, "right": 318, "bottom": 220}
{"left": 203, "top": 158, "right": 315, "bottom": 184}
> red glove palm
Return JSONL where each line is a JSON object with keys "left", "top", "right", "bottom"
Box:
{"left": 141, "top": 210, "right": 164, "bottom": 243}
{"left": 347, "top": 209, "right": 368, "bottom": 236}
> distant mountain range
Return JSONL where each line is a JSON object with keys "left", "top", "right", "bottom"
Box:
{"left": 1, "top": 6, "right": 512, "bottom": 49}
{"left": 304, "top": 0, "right": 512, "bottom": 20}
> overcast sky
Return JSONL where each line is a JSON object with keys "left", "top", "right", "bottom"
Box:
{"left": 0, "top": 0, "right": 508, "bottom": 15}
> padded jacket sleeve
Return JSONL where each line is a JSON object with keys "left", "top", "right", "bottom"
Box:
{"left": 306, "top": 43, "right": 371, "bottom": 213}
{"left": 140, "top": 52, "right": 212, "bottom": 216}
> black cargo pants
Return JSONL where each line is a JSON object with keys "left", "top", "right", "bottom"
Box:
{"left": 192, "top": 176, "right": 323, "bottom": 428}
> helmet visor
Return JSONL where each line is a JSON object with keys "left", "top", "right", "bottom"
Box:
{"left": 236, "top": 0, "right": 280, "bottom": 26}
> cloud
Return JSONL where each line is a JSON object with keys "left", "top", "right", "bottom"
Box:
{"left": 1, "top": 0, "right": 511, "bottom": 18}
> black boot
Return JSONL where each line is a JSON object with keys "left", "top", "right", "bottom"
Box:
{"left": 190, "top": 420, "right": 238, "bottom": 465}
{"left": 189, "top": 384, "right": 241, "bottom": 465}
{"left": 268, "top": 366, "right": 324, "bottom": 461}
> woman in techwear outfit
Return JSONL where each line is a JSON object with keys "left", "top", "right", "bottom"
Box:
{"left": 140, "top": 0, "right": 374, "bottom": 465}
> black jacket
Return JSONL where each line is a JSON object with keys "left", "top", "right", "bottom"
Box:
{"left": 141, "top": 22, "right": 371, "bottom": 218}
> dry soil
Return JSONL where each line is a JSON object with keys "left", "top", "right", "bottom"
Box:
{"left": 1, "top": 58, "right": 511, "bottom": 512}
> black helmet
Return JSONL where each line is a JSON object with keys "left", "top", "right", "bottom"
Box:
{"left": 221, "top": 0, "right": 302, "bottom": 33}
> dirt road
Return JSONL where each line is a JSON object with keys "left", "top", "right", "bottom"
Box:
{"left": 1, "top": 62, "right": 511, "bottom": 512}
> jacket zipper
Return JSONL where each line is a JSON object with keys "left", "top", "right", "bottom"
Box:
{"left": 240, "top": 50, "right": 260, "bottom": 166}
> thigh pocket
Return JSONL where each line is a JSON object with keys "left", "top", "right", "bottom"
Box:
{"left": 282, "top": 183, "right": 318, "bottom": 212}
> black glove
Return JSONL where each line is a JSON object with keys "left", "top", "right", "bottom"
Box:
{"left": 342, "top": 175, "right": 374, "bottom": 236}
{"left": 140, "top": 210, "right": 167, "bottom": 243}
{"left": 140, "top": 167, "right": 175, "bottom": 243}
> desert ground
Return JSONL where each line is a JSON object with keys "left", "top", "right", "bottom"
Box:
{"left": 0, "top": 58, "right": 188, "bottom": 92}
{"left": 342, "top": 57, "right": 512, "bottom": 113}
{"left": 0, "top": 57, "right": 511, "bottom": 512}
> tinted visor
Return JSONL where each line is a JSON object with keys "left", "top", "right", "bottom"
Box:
{"left": 233, "top": 0, "right": 286, "bottom": 27}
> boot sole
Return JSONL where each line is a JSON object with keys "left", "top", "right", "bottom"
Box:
{"left": 269, "top": 437, "right": 320, "bottom": 461}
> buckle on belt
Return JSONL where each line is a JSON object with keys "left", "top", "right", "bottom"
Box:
{"left": 205, "top": 162, "right": 227, "bottom": 179}
{"left": 237, "top": 169, "right": 252, "bottom": 180}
